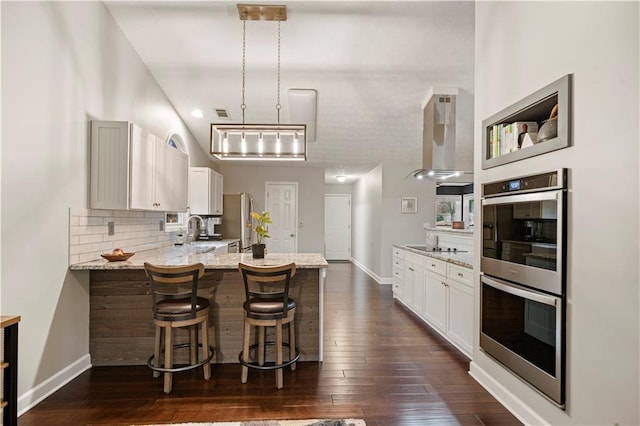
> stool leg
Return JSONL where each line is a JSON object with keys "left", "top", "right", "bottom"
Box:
{"left": 190, "top": 325, "right": 197, "bottom": 366}
{"left": 258, "top": 326, "right": 265, "bottom": 366}
{"left": 153, "top": 326, "right": 162, "bottom": 378}
{"left": 202, "top": 318, "right": 211, "bottom": 381}
{"left": 275, "top": 320, "right": 283, "bottom": 389}
{"left": 289, "top": 320, "right": 296, "bottom": 371}
{"left": 164, "top": 326, "right": 173, "bottom": 394}
{"left": 241, "top": 320, "right": 251, "bottom": 384}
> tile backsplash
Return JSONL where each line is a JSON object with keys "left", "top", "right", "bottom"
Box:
{"left": 69, "top": 208, "right": 174, "bottom": 264}
{"left": 432, "top": 230, "right": 474, "bottom": 253}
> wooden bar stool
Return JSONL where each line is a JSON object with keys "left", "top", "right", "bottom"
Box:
{"left": 144, "top": 262, "right": 214, "bottom": 394}
{"left": 238, "top": 262, "right": 299, "bottom": 389}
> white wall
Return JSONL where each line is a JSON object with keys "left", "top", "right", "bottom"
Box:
{"left": 472, "top": 2, "right": 639, "bottom": 425}
{"left": 325, "top": 183, "right": 352, "bottom": 195}
{"left": 1, "top": 2, "right": 212, "bottom": 413}
{"left": 350, "top": 162, "right": 439, "bottom": 281}
{"left": 219, "top": 165, "right": 324, "bottom": 253}
{"left": 351, "top": 165, "right": 382, "bottom": 279}
{"left": 379, "top": 162, "right": 437, "bottom": 278}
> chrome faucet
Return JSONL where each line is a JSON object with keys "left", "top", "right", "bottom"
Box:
{"left": 187, "top": 215, "right": 205, "bottom": 243}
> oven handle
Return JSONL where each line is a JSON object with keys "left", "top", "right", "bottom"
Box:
{"left": 481, "top": 189, "right": 560, "bottom": 206}
{"left": 481, "top": 274, "right": 560, "bottom": 306}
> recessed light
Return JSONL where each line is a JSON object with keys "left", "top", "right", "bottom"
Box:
{"left": 191, "top": 109, "right": 204, "bottom": 118}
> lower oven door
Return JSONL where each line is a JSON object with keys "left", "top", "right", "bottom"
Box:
{"left": 480, "top": 274, "right": 565, "bottom": 407}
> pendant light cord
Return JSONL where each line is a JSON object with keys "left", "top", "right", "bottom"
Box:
{"left": 241, "top": 15, "right": 247, "bottom": 125}
{"left": 276, "top": 14, "right": 281, "bottom": 126}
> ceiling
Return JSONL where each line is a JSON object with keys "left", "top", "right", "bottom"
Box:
{"left": 105, "top": 1, "right": 475, "bottom": 184}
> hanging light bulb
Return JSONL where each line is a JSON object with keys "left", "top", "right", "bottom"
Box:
{"left": 292, "top": 132, "right": 299, "bottom": 154}
{"left": 276, "top": 132, "right": 281, "bottom": 156}
{"left": 223, "top": 132, "right": 229, "bottom": 155}
{"left": 241, "top": 132, "right": 247, "bottom": 156}
{"left": 258, "top": 132, "right": 264, "bottom": 156}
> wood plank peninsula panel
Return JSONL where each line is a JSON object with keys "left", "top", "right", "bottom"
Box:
{"left": 71, "top": 251, "right": 328, "bottom": 366}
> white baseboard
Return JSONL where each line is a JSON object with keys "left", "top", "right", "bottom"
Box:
{"left": 18, "top": 354, "right": 92, "bottom": 417}
{"left": 469, "top": 360, "right": 548, "bottom": 426}
{"left": 350, "top": 258, "right": 391, "bottom": 285}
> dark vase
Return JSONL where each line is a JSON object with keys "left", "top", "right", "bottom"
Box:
{"left": 251, "top": 243, "right": 266, "bottom": 259}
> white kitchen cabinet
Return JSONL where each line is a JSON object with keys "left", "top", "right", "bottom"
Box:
{"left": 405, "top": 252, "right": 426, "bottom": 317}
{"left": 424, "top": 268, "right": 447, "bottom": 333}
{"left": 446, "top": 264, "right": 474, "bottom": 356}
{"left": 130, "top": 125, "right": 189, "bottom": 212}
{"left": 189, "top": 167, "right": 224, "bottom": 215}
{"left": 90, "top": 121, "right": 131, "bottom": 210}
{"left": 90, "top": 120, "right": 189, "bottom": 212}
{"left": 392, "top": 248, "right": 406, "bottom": 302}
{"left": 391, "top": 246, "right": 474, "bottom": 359}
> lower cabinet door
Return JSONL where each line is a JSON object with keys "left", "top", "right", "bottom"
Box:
{"left": 424, "top": 270, "right": 447, "bottom": 332}
{"left": 447, "top": 279, "right": 473, "bottom": 356}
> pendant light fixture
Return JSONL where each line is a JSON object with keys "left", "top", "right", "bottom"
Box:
{"left": 211, "top": 4, "right": 306, "bottom": 161}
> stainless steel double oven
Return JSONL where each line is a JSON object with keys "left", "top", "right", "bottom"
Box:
{"left": 480, "top": 169, "right": 567, "bottom": 408}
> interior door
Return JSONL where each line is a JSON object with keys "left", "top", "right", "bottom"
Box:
{"left": 265, "top": 182, "right": 298, "bottom": 253}
{"left": 324, "top": 194, "right": 351, "bottom": 260}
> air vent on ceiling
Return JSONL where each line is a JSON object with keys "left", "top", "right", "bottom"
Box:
{"left": 215, "top": 109, "right": 231, "bottom": 120}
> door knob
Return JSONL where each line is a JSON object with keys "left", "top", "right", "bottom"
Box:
{"left": 290, "top": 234, "right": 295, "bottom": 237}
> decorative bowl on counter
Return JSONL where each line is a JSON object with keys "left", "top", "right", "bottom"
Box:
{"left": 100, "top": 252, "right": 135, "bottom": 262}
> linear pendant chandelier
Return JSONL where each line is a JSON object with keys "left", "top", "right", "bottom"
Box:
{"left": 211, "top": 4, "right": 306, "bottom": 161}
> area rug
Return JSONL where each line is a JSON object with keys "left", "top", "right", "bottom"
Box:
{"left": 146, "top": 420, "right": 365, "bottom": 426}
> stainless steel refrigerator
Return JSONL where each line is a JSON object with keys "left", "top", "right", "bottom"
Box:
{"left": 219, "top": 193, "right": 255, "bottom": 252}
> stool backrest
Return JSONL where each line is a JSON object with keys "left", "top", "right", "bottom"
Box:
{"left": 238, "top": 262, "right": 297, "bottom": 320}
{"left": 144, "top": 262, "right": 205, "bottom": 320}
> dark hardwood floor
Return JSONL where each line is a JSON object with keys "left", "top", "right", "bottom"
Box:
{"left": 19, "top": 262, "right": 521, "bottom": 426}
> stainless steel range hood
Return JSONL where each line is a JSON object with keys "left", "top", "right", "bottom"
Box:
{"left": 409, "top": 87, "right": 473, "bottom": 182}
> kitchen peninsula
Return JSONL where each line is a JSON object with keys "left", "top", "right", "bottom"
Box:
{"left": 69, "top": 248, "right": 328, "bottom": 366}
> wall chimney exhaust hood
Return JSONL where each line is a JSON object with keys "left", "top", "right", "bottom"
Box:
{"left": 408, "top": 87, "right": 473, "bottom": 182}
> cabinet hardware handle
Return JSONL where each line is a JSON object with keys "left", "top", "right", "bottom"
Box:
{"left": 458, "top": 273, "right": 464, "bottom": 277}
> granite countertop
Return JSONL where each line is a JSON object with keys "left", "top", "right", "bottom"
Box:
{"left": 69, "top": 243, "right": 328, "bottom": 271}
{"left": 393, "top": 244, "right": 473, "bottom": 269}
{"left": 427, "top": 227, "right": 474, "bottom": 235}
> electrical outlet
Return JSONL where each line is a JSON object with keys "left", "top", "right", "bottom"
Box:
{"left": 159, "top": 220, "right": 164, "bottom": 231}
{"left": 108, "top": 221, "right": 115, "bottom": 236}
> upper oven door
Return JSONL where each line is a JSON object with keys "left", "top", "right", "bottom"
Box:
{"left": 481, "top": 189, "right": 565, "bottom": 295}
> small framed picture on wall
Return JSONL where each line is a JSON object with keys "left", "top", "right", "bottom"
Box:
{"left": 401, "top": 197, "right": 417, "bottom": 214}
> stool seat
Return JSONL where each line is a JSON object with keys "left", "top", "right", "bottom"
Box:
{"left": 243, "top": 298, "right": 296, "bottom": 318}
{"left": 156, "top": 297, "right": 210, "bottom": 319}
{"left": 238, "top": 262, "right": 299, "bottom": 389}
{"left": 144, "top": 262, "right": 214, "bottom": 394}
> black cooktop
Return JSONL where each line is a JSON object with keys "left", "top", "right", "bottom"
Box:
{"left": 407, "top": 245, "right": 469, "bottom": 253}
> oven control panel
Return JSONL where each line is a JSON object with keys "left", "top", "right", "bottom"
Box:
{"left": 483, "top": 168, "right": 567, "bottom": 197}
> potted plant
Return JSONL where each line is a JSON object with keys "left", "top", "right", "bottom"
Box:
{"left": 250, "top": 211, "right": 271, "bottom": 258}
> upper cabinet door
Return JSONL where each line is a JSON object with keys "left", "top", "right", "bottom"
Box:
{"left": 130, "top": 124, "right": 157, "bottom": 210}
{"left": 90, "top": 121, "right": 130, "bottom": 210}
{"left": 170, "top": 149, "right": 189, "bottom": 212}
{"left": 189, "top": 167, "right": 223, "bottom": 215}
{"left": 212, "top": 170, "right": 223, "bottom": 215}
